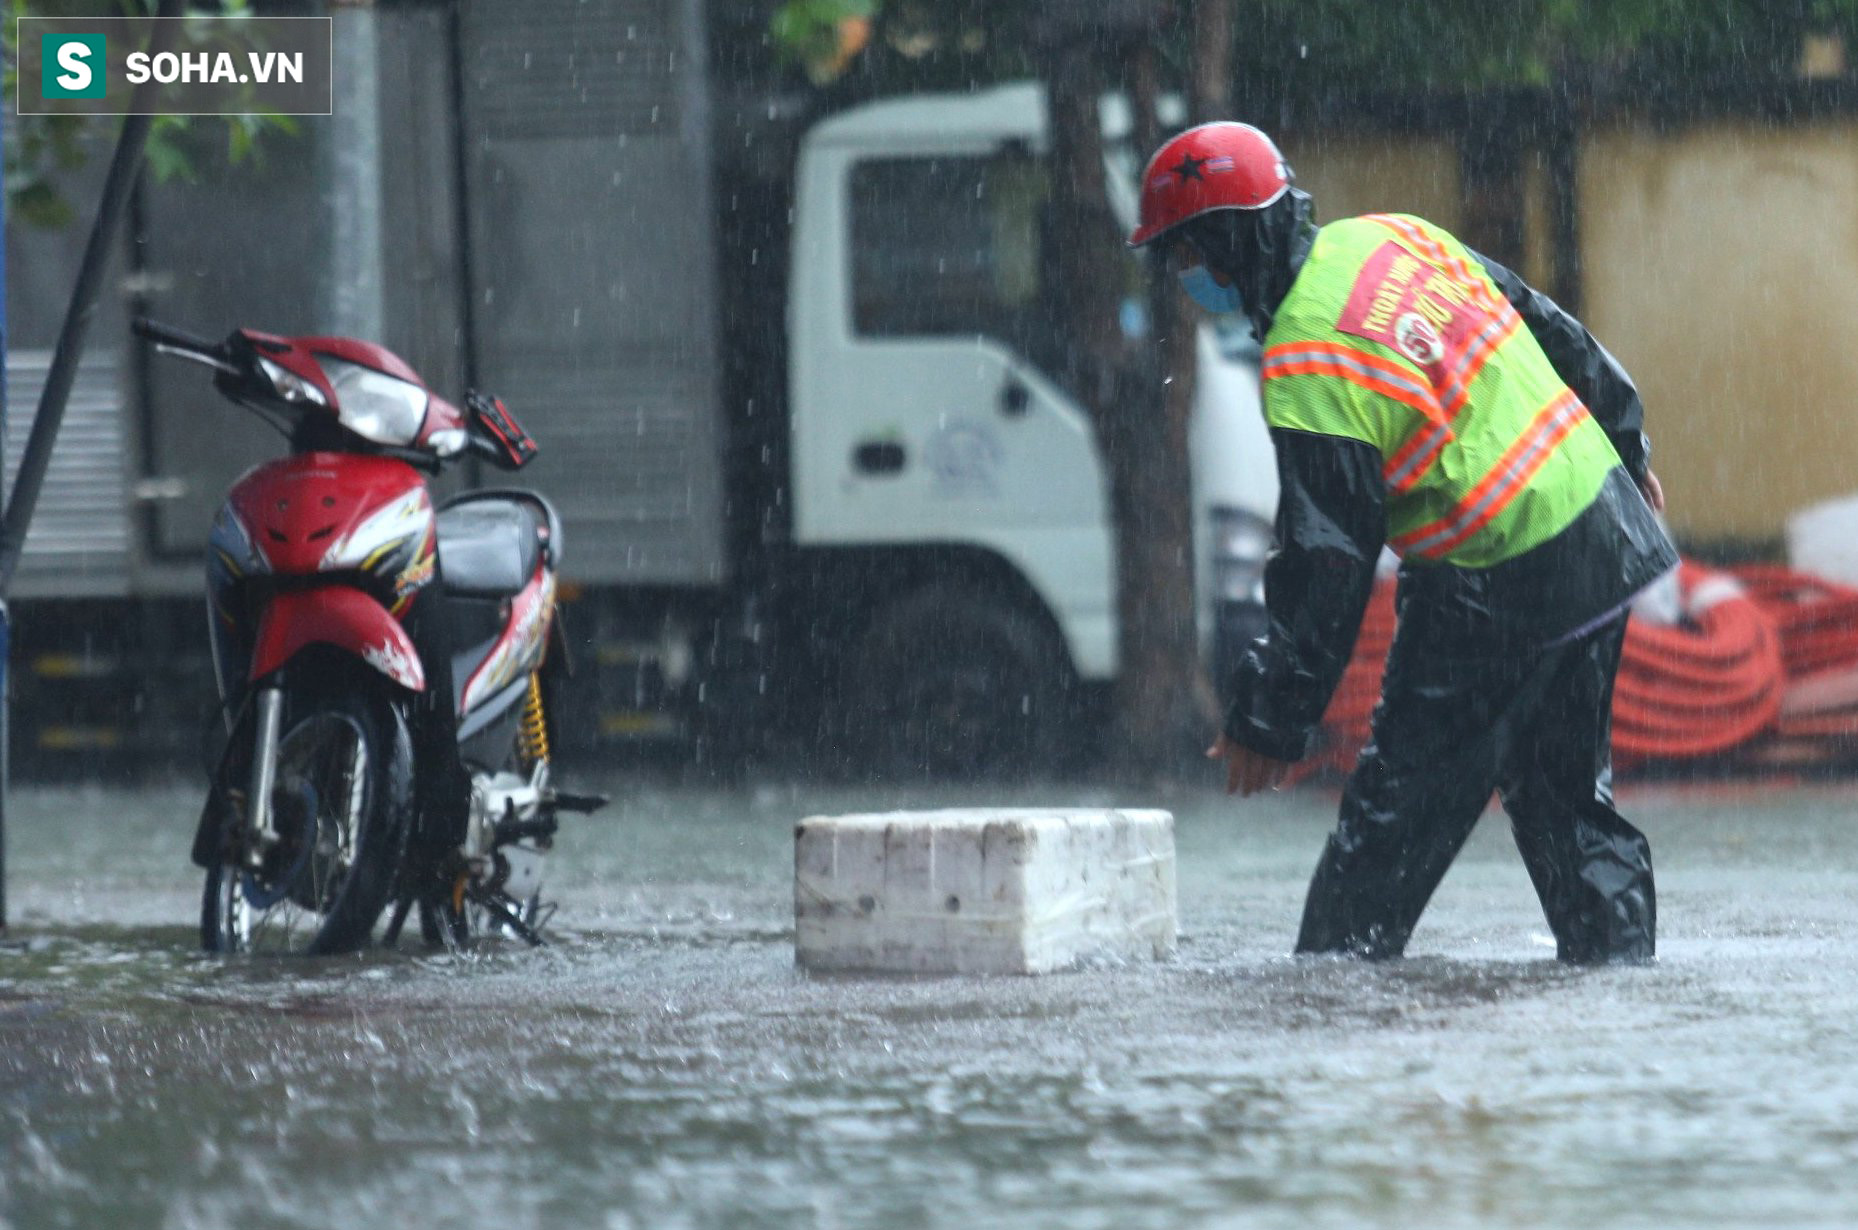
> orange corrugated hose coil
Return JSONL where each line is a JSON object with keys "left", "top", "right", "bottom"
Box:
{"left": 1612, "top": 565, "right": 1783, "bottom": 762}
{"left": 1729, "top": 565, "right": 1858, "bottom": 678}
{"left": 1727, "top": 564, "right": 1858, "bottom": 754}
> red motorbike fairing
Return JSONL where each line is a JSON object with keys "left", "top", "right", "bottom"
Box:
{"left": 418, "top": 394, "right": 468, "bottom": 448}
{"left": 229, "top": 452, "right": 430, "bottom": 577}
{"left": 458, "top": 564, "right": 556, "bottom": 715}
{"left": 248, "top": 585, "right": 427, "bottom": 690}
{"left": 240, "top": 329, "right": 423, "bottom": 405}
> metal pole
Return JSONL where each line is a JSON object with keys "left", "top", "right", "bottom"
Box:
{"left": 0, "top": 3, "right": 180, "bottom": 593}
{"left": 328, "top": 5, "right": 384, "bottom": 342}
{"left": 0, "top": 106, "right": 9, "bottom": 934}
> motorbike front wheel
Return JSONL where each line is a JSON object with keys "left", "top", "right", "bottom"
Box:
{"left": 202, "top": 683, "right": 414, "bottom": 955}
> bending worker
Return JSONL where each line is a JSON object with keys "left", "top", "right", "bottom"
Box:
{"left": 1129, "top": 122, "right": 1678, "bottom": 963}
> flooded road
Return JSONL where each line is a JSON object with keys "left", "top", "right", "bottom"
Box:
{"left": 5, "top": 775, "right": 1858, "bottom": 1228}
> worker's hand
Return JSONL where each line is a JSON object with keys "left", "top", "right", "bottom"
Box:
{"left": 1206, "top": 731, "right": 1291, "bottom": 797}
{"left": 1638, "top": 467, "right": 1665, "bottom": 514}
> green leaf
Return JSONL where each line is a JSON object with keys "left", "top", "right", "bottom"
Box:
{"left": 142, "top": 134, "right": 195, "bottom": 184}
{"left": 12, "top": 179, "right": 76, "bottom": 229}
{"left": 228, "top": 118, "right": 253, "bottom": 164}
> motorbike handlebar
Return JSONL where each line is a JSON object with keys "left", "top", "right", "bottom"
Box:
{"left": 134, "top": 319, "right": 531, "bottom": 471}
{"left": 131, "top": 316, "right": 227, "bottom": 359}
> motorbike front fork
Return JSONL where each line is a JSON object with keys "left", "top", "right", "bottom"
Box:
{"left": 242, "top": 684, "right": 285, "bottom": 867}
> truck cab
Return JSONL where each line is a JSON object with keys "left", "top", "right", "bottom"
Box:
{"left": 784, "top": 83, "right": 1278, "bottom": 773}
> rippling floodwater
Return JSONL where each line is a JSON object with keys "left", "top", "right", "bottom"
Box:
{"left": 5, "top": 775, "right": 1858, "bottom": 1228}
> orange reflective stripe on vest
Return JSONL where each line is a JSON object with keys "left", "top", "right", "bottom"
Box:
{"left": 1389, "top": 388, "right": 1589, "bottom": 559}
{"left": 1432, "top": 307, "right": 1522, "bottom": 421}
{"left": 1380, "top": 308, "right": 1523, "bottom": 493}
{"left": 1261, "top": 340, "right": 1446, "bottom": 427}
{"left": 1264, "top": 316, "right": 1525, "bottom": 497}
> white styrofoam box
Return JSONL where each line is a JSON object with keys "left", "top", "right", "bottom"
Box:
{"left": 794, "top": 808, "right": 1176, "bottom": 975}
{"left": 1788, "top": 494, "right": 1858, "bottom": 585}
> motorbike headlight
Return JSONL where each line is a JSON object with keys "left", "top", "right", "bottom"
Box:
{"left": 257, "top": 357, "right": 327, "bottom": 407}
{"left": 1212, "top": 507, "right": 1273, "bottom": 605}
{"left": 318, "top": 356, "right": 429, "bottom": 447}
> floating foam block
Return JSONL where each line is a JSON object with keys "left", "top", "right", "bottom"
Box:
{"left": 794, "top": 808, "right": 1176, "bottom": 975}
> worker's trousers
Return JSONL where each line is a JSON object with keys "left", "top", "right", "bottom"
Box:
{"left": 1296, "top": 613, "right": 1654, "bottom": 963}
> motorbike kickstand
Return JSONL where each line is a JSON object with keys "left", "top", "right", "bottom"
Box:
{"left": 381, "top": 896, "right": 414, "bottom": 947}
{"left": 466, "top": 885, "right": 548, "bottom": 948}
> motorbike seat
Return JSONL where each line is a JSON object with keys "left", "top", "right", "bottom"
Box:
{"left": 436, "top": 499, "right": 544, "bottom": 597}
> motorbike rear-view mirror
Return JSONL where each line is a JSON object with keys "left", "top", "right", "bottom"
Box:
{"left": 465, "top": 390, "right": 539, "bottom": 471}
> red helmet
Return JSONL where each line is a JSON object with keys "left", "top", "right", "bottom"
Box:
{"left": 1127, "top": 122, "right": 1292, "bottom": 248}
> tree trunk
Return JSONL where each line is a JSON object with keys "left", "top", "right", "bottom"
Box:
{"left": 1045, "top": 34, "right": 1213, "bottom": 782}
{"left": 1459, "top": 91, "right": 1528, "bottom": 271}
{"left": 1191, "top": 0, "right": 1234, "bottom": 120}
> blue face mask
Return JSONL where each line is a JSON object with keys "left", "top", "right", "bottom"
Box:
{"left": 1177, "top": 265, "right": 1244, "bottom": 316}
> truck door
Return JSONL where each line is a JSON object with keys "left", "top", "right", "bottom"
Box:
{"left": 455, "top": 0, "right": 726, "bottom": 587}
{"left": 791, "top": 145, "right": 1115, "bottom": 680}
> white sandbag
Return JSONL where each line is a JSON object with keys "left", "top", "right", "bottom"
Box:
{"left": 1788, "top": 494, "right": 1858, "bottom": 586}
{"left": 794, "top": 808, "right": 1176, "bottom": 975}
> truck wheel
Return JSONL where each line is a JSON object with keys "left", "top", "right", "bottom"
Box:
{"left": 839, "top": 584, "right": 1072, "bottom": 780}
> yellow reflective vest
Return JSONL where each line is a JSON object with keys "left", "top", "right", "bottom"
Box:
{"left": 1261, "top": 213, "right": 1624, "bottom": 569}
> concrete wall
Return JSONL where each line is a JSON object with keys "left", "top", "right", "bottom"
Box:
{"left": 1279, "top": 134, "right": 1462, "bottom": 234}
{"left": 1580, "top": 118, "right": 1858, "bottom": 544}
{"left": 1288, "top": 117, "right": 1858, "bottom": 547}
{"left": 1284, "top": 130, "right": 1563, "bottom": 292}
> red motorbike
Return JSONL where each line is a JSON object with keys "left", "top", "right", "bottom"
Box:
{"left": 135, "top": 317, "right": 602, "bottom": 955}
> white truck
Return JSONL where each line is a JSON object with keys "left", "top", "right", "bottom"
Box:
{"left": 771, "top": 82, "right": 1276, "bottom": 771}
{"left": 8, "top": 0, "right": 1278, "bottom": 775}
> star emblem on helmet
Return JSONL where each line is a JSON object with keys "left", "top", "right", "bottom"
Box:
{"left": 1170, "top": 152, "right": 1209, "bottom": 183}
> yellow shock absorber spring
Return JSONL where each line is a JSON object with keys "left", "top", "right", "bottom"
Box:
{"left": 517, "top": 674, "right": 551, "bottom": 768}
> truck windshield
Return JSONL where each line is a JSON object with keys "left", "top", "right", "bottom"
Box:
{"left": 846, "top": 128, "right": 1249, "bottom": 393}
{"left": 847, "top": 153, "right": 1068, "bottom": 377}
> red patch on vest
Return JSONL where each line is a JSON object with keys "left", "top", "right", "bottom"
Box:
{"left": 1337, "top": 241, "right": 1489, "bottom": 377}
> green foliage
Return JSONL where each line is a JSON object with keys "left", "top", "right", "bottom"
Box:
{"left": 2, "top": 0, "right": 298, "bottom": 228}
{"left": 765, "top": 0, "right": 1047, "bottom": 92}
{"left": 770, "top": 0, "right": 879, "bottom": 83}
